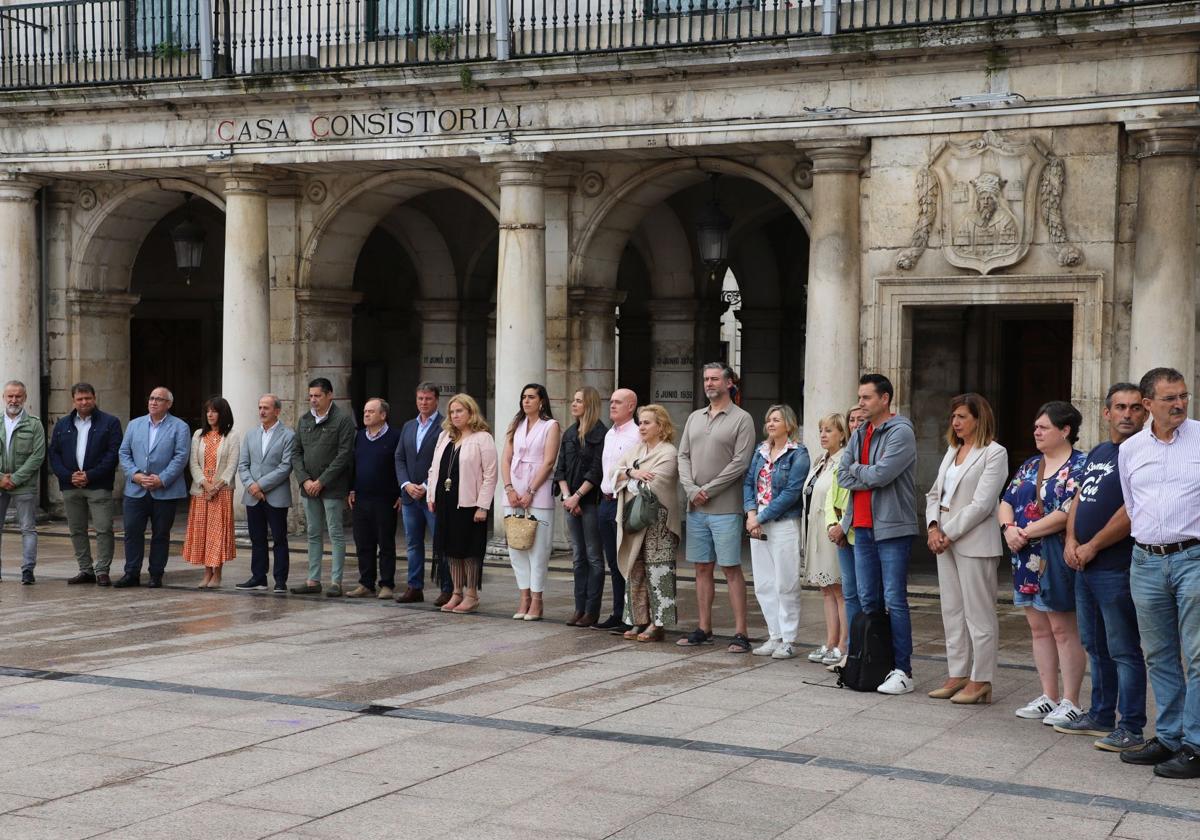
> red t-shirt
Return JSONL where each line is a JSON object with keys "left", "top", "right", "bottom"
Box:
{"left": 852, "top": 423, "right": 875, "bottom": 529}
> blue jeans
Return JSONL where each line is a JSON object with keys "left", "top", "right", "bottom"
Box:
{"left": 0, "top": 491, "right": 38, "bottom": 573}
{"left": 853, "top": 528, "right": 913, "bottom": 675}
{"left": 1130, "top": 543, "right": 1200, "bottom": 751}
{"left": 122, "top": 494, "right": 178, "bottom": 579}
{"left": 599, "top": 497, "right": 624, "bottom": 620}
{"left": 566, "top": 497, "right": 605, "bottom": 616}
{"left": 401, "top": 501, "right": 451, "bottom": 593}
{"left": 839, "top": 542, "right": 860, "bottom": 645}
{"left": 1076, "top": 567, "right": 1147, "bottom": 734}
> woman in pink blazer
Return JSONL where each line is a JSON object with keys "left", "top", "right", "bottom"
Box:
{"left": 427, "top": 393, "right": 498, "bottom": 614}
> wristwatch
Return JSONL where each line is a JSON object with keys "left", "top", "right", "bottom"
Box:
{"left": 1000, "top": 523, "right": 1012, "bottom": 533}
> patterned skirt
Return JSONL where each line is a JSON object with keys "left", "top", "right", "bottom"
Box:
{"left": 623, "top": 505, "right": 679, "bottom": 627}
{"left": 182, "top": 487, "right": 236, "bottom": 567}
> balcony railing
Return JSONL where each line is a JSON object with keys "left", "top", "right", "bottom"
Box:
{"left": 0, "top": 0, "right": 1170, "bottom": 90}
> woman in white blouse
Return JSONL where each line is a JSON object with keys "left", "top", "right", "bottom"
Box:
{"left": 925, "top": 393, "right": 1009, "bottom": 705}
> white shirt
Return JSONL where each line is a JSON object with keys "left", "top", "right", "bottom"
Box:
{"left": 74, "top": 412, "right": 93, "bottom": 470}
{"left": 260, "top": 420, "right": 279, "bottom": 457}
{"left": 311, "top": 407, "right": 330, "bottom": 425}
{"left": 147, "top": 414, "right": 166, "bottom": 450}
{"left": 940, "top": 460, "right": 963, "bottom": 507}
{"left": 600, "top": 419, "right": 641, "bottom": 496}
{"left": 1119, "top": 418, "right": 1200, "bottom": 545}
{"left": 4, "top": 411, "right": 23, "bottom": 450}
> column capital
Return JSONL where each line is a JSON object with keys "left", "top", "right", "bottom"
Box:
{"left": 207, "top": 164, "right": 279, "bottom": 194}
{"left": 485, "top": 152, "right": 547, "bottom": 188}
{"left": 413, "top": 298, "right": 460, "bottom": 319}
{"left": 648, "top": 298, "right": 699, "bottom": 320}
{"left": 794, "top": 140, "right": 870, "bottom": 173}
{"left": 1129, "top": 127, "right": 1200, "bottom": 160}
{"left": 568, "top": 286, "right": 625, "bottom": 315}
{"left": 0, "top": 174, "right": 43, "bottom": 202}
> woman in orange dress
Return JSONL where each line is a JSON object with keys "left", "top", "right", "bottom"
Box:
{"left": 182, "top": 396, "right": 239, "bottom": 588}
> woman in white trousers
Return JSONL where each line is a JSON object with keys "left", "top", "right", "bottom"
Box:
{"left": 925, "top": 393, "right": 1008, "bottom": 704}
{"left": 742, "top": 404, "right": 811, "bottom": 660}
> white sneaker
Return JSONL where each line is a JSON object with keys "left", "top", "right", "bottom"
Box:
{"left": 1014, "top": 693, "right": 1058, "bottom": 719}
{"left": 1043, "top": 698, "right": 1083, "bottom": 727}
{"left": 821, "top": 646, "right": 843, "bottom": 666}
{"left": 752, "top": 638, "right": 781, "bottom": 656}
{"left": 806, "top": 645, "right": 829, "bottom": 663}
{"left": 876, "top": 669, "right": 914, "bottom": 695}
{"left": 771, "top": 643, "right": 796, "bottom": 660}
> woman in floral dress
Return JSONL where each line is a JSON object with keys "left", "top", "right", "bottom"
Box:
{"left": 998, "top": 401, "right": 1087, "bottom": 726}
{"left": 182, "top": 396, "right": 239, "bottom": 588}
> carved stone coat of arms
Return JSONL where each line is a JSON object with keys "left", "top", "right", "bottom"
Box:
{"left": 896, "top": 131, "right": 1082, "bottom": 275}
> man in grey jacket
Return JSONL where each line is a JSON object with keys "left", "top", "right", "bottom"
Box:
{"left": 838, "top": 373, "right": 919, "bottom": 695}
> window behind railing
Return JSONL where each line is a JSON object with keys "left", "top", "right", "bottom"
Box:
{"left": 128, "top": 0, "right": 200, "bottom": 55}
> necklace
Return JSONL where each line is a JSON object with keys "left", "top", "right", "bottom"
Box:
{"left": 444, "top": 442, "right": 462, "bottom": 492}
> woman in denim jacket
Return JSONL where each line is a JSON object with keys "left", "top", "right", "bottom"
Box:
{"left": 742, "top": 404, "right": 811, "bottom": 659}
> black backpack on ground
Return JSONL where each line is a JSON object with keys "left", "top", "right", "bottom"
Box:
{"left": 837, "top": 611, "right": 894, "bottom": 691}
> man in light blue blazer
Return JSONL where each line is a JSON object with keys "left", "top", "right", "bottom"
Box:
{"left": 236, "top": 394, "right": 295, "bottom": 593}
{"left": 115, "top": 386, "right": 191, "bottom": 588}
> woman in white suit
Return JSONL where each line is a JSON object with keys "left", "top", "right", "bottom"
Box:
{"left": 925, "top": 393, "right": 1008, "bottom": 704}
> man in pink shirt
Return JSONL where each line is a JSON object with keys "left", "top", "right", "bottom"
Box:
{"left": 593, "top": 388, "right": 640, "bottom": 631}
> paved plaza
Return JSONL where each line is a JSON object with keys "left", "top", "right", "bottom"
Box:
{"left": 0, "top": 533, "right": 1197, "bottom": 839}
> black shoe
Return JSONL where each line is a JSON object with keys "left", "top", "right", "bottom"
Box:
{"left": 21, "top": 570, "right": 35, "bottom": 585}
{"left": 67, "top": 571, "right": 97, "bottom": 585}
{"left": 1120, "top": 737, "right": 1177, "bottom": 766}
{"left": 113, "top": 574, "right": 141, "bottom": 588}
{"left": 148, "top": 576, "right": 163, "bottom": 588}
{"left": 96, "top": 574, "right": 111, "bottom": 587}
{"left": 1154, "top": 746, "right": 1200, "bottom": 779}
{"left": 272, "top": 581, "right": 287, "bottom": 594}
{"left": 591, "top": 615, "right": 625, "bottom": 630}
{"left": 235, "top": 579, "right": 268, "bottom": 591}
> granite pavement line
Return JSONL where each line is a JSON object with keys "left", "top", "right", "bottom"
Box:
{"left": 2, "top": 664, "right": 1197, "bottom": 825}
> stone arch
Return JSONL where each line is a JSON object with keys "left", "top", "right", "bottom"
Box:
{"left": 72, "top": 178, "right": 225, "bottom": 292}
{"left": 300, "top": 170, "right": 499, "bottom": 291}
{"left": 571, "top": 157, "right": 811, "bottom": 292}
{"left": 376, "top": 206, "right": 458, "bottom": 300}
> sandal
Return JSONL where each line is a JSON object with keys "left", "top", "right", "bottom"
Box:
{"left": 623, "top": 626, "right": 645, "bottom": 640}
{"left": 636, "top": 626, "right": 664, "bottom": 643}
{"left": 675, "top": 628, "right": 714, "bottom": 647}
{"left": 727, "top": 633, "right": 752, "bottom": 653}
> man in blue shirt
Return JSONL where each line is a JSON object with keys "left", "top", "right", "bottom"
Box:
{"left": 1060, "top": 383, "right": 1148, "bottom": 751}
{"left": 115, "top": 386, "right": 191, "bottom": 588}
{"left": 394, "top": 383, "right": 450, "bottom": 605}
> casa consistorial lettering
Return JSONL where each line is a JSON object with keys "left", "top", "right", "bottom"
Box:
{"left": 214, "top": 104, "right": 532, "bottom": 144}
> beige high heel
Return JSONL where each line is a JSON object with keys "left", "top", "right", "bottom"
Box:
{"left": 951, "top": 681, "right": 993, "bottom": 705}
{"left": 928, "top": 676, "right": 969, "bottom": 700}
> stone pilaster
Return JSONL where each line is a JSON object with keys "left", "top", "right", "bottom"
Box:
{"left": 797, "top": 142, "right": 868, "bottom": 455}
{"left": 568, "top": 286, "right": 625, "bottom": 398}
{"left": 649, "top": 298, "right": 699, "bottom": 430}
{"left": 488, "top": 153, "right": 547, "bottom": 424}
{"left": 1128, "top": 127, "right": 1199, "bottom": 400}
{"left": 735, "top": 307, "right": 783, "bottom": 426}
{"left": 295, "top": 289, "right": 363, "bottom": 420}
{"left": 0, "top": 176, "right": 42, "bottom": 417}
{"left": 415, "top": 299, "right": 461, "bottom": 406}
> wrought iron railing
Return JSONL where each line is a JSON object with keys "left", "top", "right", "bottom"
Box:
{"left": 0, "top": 0, "right": 1175, "bottom": 90}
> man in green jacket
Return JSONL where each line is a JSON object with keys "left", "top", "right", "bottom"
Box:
{"left": 1, "top": 380, "right": 46, "bottom": 584}
{"left": 291, "top": 377, "right": 356, "bottom": 597}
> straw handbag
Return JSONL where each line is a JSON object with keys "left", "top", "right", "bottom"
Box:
{"left": 503, "top": 509, "right": 540, "bottom": 550}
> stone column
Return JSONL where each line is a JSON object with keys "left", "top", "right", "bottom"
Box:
{"left": 0, "top": 176, "right": 42, "bottom": 417}
{"left": 1129, "top": 128, "right": 1200, "bottom": 400}
{"left": 415, "top": 299, "right": 460, "bottom": 407}
{"left": 569, "top": 287, "right": 625, "bottom": 397}
{"left": 219, "top": 169, "right": 272, "bottom": 434}
{"left": 736, "top": 307, "right": 783, "bottom": 426}
{"left": 295, "top": 289, "right": 363, "bottom": 416}
{"left": 798, "top": 142, "right": 868, "bottom": 456}
{"left": 649, "top": 298, "right": 699, "bottom": 430}
{"left": 489, "top": 153, "right": 547, "bottom": 421}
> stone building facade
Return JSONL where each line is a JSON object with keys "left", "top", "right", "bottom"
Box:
{"left": 1, "top": 1, "right": 1197, "bottom": 516}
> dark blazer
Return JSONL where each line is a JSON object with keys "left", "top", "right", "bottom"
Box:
{"left": 554, "top": 420, "right": 608, "bottom": 503}
{"left": 394, "top": 412, "right": 442, "bottom": 506}
{"left": 48, "top": 408, "right": 123, "bottom": 491}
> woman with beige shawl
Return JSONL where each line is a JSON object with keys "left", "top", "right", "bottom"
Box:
{"left": 613, "top": 404, "right": 683, "bottom": 642}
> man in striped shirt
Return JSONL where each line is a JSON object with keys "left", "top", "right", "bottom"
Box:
{"left": 1117, "top": 367, "right": 1200, "bottom": 778}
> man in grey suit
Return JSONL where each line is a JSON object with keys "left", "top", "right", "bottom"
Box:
{"left": 114, "top": 386, "right": 190, "bottom": 588}
{"left": 236, "top": 394, "right": 295, "bottom": 593}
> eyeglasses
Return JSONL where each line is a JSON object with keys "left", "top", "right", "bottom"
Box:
{"left": 1154, "top": 393, "right": 1190, "bottom": 404}
{"left": 148, "top": 396, "right": 169, "bottom": 402}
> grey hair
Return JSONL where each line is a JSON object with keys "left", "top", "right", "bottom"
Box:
{"left": 153, "top": 387, "right": 174, "bottom": 403}
{"left": 261, "top": 393, "right": 282, "bottom": 410}
{"left": 702, "top": 362, "right": 733, "bottom": 382}
{"left": 368, "top": 397, "right": 390, "bottom": 416}
{"left": 3, "top": 380, "right": 27, "bottom": 394}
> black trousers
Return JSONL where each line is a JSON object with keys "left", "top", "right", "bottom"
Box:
{"left": 353, "top": 496, "right": 398, "bottom": 590}
{"left": 599, "top": 496, "right": 625, "bottom": 619}
{"left": 247, "top": 500, "right": 290, "bottom": 584}
{"left": 122, "top": 495, "right": 178, "bottom": 579}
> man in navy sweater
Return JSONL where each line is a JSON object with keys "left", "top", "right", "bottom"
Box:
{"left": 346, "top": 398, "right": 403, "bottom": 599}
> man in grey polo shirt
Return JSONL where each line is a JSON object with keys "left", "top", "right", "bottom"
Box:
{"left": 676, "top": 363, "right": 755, "bottom": 652}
